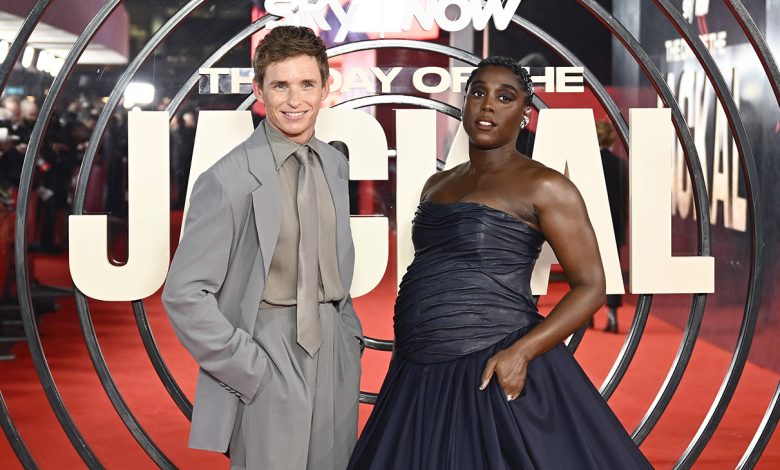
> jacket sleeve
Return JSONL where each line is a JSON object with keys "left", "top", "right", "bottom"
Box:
{"left": 340, "top": 293, "right": 365, "bottom": 354}
{"left": 336, "top": 154, "right": 364, "bottom": 346}
{"left": 161, "top": 170, "right": 266, "bottom": 403}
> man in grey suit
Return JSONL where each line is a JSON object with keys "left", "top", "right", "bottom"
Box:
{"left": 162, "top": 26, "right": 363, "bottom": 470}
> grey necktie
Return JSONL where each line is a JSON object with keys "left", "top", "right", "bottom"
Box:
{"left": 295, "top": 145, "right": 321, "bottom": 356}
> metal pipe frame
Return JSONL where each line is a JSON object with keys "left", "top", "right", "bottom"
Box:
{"left": 648, "top": 1, "right": 765, "bottom": 467}
{"left": 737, "top": 381, "right": 780, "bottom": 469}
{"left": 506, "top": 10, "right": 653, "bottom": 363}
{"left": 132, "top": 302, "right": 193, "bottom": 419}
{"left": 725, "top": 0, "right": 780, "bottom": 106}
{"left": 14, "top": 1, "right": 120, "bottom": 466}
{"left": 46, "top": 11, "right": 709, "bottom": 430}
{"left": 51, "top": 2, "right": 214, "bottom": 466}
{"left": 575, "top": 0, "right": 713, "bottom": 448}
{"left": 71, "top": 295, "right": 174, "bottom": 468}
{"left": 68, "top": 0, "right": 206, "bottom": 434}
{"left": 564, "top": 323, "right": 587, "bottom": 352}
{"left": 1, "top": 1, "right": 774, "bottom": 466}
{"left": 599, "top": 295, "right": 652, "bottom": 399}
{"left": 0, "top": 391, "right": 38, "bottom": 469}
{"left": 0, "top": 0, "right": 51, "bottom": 92}
{"left": 166, "top": 15, "right": 280, "bottom": 116}
{"left": 230, "top": 37, "right": 555, "bottom": 401}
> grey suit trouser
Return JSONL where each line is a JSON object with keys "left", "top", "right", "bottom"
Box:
{"left": 229, "top": 303, "right": 361, "bottom": 470}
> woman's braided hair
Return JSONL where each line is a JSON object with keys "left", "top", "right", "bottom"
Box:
{"left": 464, "top": 56, "right": 535, "bottom": 128}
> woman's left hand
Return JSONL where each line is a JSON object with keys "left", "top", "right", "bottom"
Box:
{"left": 480, "top": 346, "right": 532, "bottom": 401}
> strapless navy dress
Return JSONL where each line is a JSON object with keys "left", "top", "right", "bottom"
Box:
{"left": 348, "top": 201, "right": 652, "bottom": 469}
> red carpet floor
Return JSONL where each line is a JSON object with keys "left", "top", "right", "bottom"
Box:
{"left": 0, "top": 252, "right": 778, "bottom": 469}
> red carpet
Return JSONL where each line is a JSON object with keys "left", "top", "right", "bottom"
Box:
{"left": 0, "top": 252, "right": 778, "bottom": 469}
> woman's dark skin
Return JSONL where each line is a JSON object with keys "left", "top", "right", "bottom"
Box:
{"left": 420, "top": 65, "right": 606, "bottom": 401}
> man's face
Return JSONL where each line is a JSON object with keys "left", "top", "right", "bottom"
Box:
{"left": 252, "top": 54, "right": 329, "bottom": 145}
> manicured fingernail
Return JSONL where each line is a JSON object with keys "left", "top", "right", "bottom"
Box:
{"left": 479, "top": 379, "right": 488, "bottom": 390}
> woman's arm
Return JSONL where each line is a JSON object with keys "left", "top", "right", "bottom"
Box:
{"left": 481, "top": 170, "right": 605, "bottom": 399}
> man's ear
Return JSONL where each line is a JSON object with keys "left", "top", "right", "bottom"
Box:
{"left": 252, "top": 80, "right": 265, "bottom": 106}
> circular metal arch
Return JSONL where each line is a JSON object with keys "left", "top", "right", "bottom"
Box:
{"left": 70, "top": 0, "right": 208, "bottom": 426}
{"left": 0, "top": 1, "right": 775, "bottom": 467}
{"left": 573, "top": 0, "right": 714, "bottom": 448}
{"left": 13, "top": 2, "right": 122, "bottom": 467}
{"left": 647, "top": 1, "right": 764, "bottom": 466}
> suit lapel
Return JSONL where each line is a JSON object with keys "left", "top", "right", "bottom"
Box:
{"left": 245, "top": 125, "right": 281, "bottom": 279}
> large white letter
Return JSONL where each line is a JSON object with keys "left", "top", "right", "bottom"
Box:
{"left": 69, "top": 111, "right": 170, "bottom": 301}
{"left": 435, "top": 0, "right": 471, "bottom": 31}
{"left": 316, "top": 107, "right": 390, "bottom": 297}
{"left": 401, "top": 0, "right": 437, "bottom": 31}
{"left": 396, "top": 109, "right": 438, "bottom": 287}
{"left": 530, "top": 109, "right": 624, "bottom": 295}
{"left": 471, "top": 0, "right": 522, "bottom": 30}
{"left": 630, "top": 108, "right": 714, "bottom": 293}
{"left": 316, "top": 107, "right": 388, "bottom": 180}
{"left": 711, "top": 95, "right": 730, "bottom": 226}
{"left": 182, "top": 111, "right": 255, "bottom": 234}
{"left": 729, "top": 68, "right": 747, "bottom": 232}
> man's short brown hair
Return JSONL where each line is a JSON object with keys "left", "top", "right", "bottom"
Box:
{"left": 253, "top": 26, "right": 329, "bottom": 86}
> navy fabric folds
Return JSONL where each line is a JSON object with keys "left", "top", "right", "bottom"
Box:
{"left": 394, "top": 201, "right": 544, "bottom": 364}
{"left": 349, "top": 201, "right": 652, "bottom": 469}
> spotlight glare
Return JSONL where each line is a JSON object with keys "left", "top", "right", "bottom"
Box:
{"left": 49, "top": 57, "right": 64, "bottom": 77}
{"left": 36, "top": 51, "right": 51, "bottom": 73}
{"left": 0, "top": 41, "right": 9, "bottom": 63}
{"left": 123, "top": 82, "right": 155, "bottom": 109}
{"left": 21, "top": 46, "right": 35, "bottom": 68}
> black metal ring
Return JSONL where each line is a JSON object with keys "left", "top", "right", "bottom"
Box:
{"left": 68, "top": 0, "right": 205, "bottom": 432}
{"left": 0, "top": 0, "right": 51, "bottom": 92}
{"left": 166, "top": 14, "right": 279, "bottom": 116}
{"left": 13, "top": 1, "right": 123, "bottom": 467}
{"left": 0, "top": 391, "right": 38, "bottom": 469}
{"left": 725, "top": 0, "right": 780, "bottom": 105}
{"left": 646, "top": 2, "right": 763, "bottom": 466}
{"left": 363, "top": 337, "right": 393, "bottom": 352}
{"left": 509, "top": 9, "right": 649, "bottom": 363}
{"left": 575, "top": 0, "right": 713, "bottom": 448}
{"left": 736, "top": 381, "right": 780, "bottom": 469}
{"left": 63, "top": 2, "right": 211, "bottom": 465}
{"left": 72, "top": 294, "right": 174, "bottom": 467}
{"left": 599, "top": 295, "right": 652, "bottom": 400}
{"left": 2, "top": 3, "right": 771, "bottom": 465}
{"left": 133, "top": 302, "right": 193, "bottom": 419}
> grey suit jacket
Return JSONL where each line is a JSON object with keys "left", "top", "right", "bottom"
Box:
{"left": 161, "top": 123, "right": 363, "bottom": 452}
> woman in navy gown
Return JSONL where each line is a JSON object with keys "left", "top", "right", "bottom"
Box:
{"left": 348, "top": 57, "right": 652, "bottom": 469}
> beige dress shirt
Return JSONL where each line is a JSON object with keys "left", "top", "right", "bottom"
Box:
{"left": 260, "top": 119, "right": 346, "bottom": 306}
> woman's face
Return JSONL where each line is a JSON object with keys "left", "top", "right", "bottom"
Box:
{"left": 462, "top": 65, "right": 528, "bottom": 150}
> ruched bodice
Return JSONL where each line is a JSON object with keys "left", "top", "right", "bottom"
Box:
{"left": 350, "top": 201, "right": 653, "bottom": 470}
{"left": 394, "top": 200, "right": 546, "bottom": 363}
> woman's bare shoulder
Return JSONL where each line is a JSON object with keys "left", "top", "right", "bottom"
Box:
{"left": 504, "top": 157, "right": 583, "bottom": 212}
{"left": 420, "top": 163, "right": 466, "bottom": 201}
{"left": 513, "top": 157, "right": 571, "bottom": 191}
